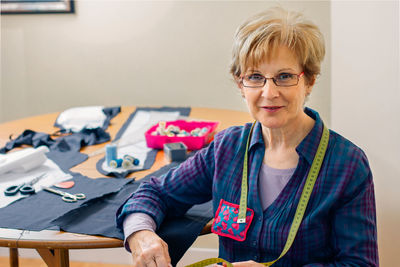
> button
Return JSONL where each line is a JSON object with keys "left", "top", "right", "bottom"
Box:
{"left": 253, "top": 255, "right": 258, "bottom": 260}
{"left": 252, "top": 240, "right": 257, "bottom": 246}
{"left": 258, "top": 217, "right": 262, "bottom": 222}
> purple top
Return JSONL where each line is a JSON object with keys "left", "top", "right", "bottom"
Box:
{"left": 258, "top": 163, "right": 295, "bottom": 211}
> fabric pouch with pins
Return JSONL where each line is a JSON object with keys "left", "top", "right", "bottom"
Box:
{"left": 211, "top": 199, "right": 254, "bottom": 241}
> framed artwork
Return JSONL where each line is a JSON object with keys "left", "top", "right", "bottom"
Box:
{"left": 1, "top": 0, "right": 74, "bottom": 14}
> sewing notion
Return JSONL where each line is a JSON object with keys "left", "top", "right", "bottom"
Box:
{"left": 42, "top": 186, "right": 86, "bottom": 203}
{"left": 105, "top": 143, "right": 140, "bottom": 170}
{"left": 164, "top": 142, "right": 187, "bottom": 162}
{"left": 4, "top": 173, "right": 47, "bottom": 196}
{"left": 145, "top": 120, "right": 219, "bottom": 150}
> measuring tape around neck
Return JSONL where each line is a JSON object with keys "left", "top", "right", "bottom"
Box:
{"left": 237, "top": 122, "right": 256, "bottom": 223}
{"left": 185, "top": 122, "right": 329, "bottom": 267}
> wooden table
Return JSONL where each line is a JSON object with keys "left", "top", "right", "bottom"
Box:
{"left": 0, "top": 107, "right": 252, "bottom": 267}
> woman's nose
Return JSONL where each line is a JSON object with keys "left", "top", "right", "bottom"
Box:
{"left": 261, "top": 79, "right": 280, "bottom": 98}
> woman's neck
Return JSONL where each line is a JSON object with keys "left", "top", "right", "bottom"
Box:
{"left": 261, "top": 113, "right": 315, "bottom": 151}
{"left": 261, "top": 113, "right": 315, "bottom": 169}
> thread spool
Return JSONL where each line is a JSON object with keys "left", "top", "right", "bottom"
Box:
{"left": 123, "top": 155, "right": 134, "bottom": 163}
{"left": 122, "top": 160, "right": 133, "bottom": 169}
{"left": 109, "top": 158, "right": 123, "bottom": 168}
{"left": 106, "top": 144, "right": 117, "bottom": 166}
{"left": 123, "top": 155, "right": 140, "bottom": 166}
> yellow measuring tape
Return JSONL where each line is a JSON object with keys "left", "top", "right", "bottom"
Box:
{"left": 185, "top": 123, "right": 329, "bottom": 267}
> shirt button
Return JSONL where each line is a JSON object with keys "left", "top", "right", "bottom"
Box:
{"left": 253, "top": 255, "right": 258, "bottom": 261}
{"left": 252, "top": 240, "right": 257, "bottom": 246}
{"left": 258, "top": 217, "right": 262, "bottom": 222}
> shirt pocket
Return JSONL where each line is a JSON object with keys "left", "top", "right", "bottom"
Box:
{"left": 211, "top": 199, "right": 254, "bottom": 241}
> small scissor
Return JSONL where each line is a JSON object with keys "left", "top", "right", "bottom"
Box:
{"left": 4, "top": 173, "right": 46, "bottom": 196}
{"left": 42, "top": 186, "right": 86, "bottom": 203}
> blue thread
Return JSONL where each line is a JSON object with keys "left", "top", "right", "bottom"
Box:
{"left": 105, "top": 144, "right": 117, "bottom": 166}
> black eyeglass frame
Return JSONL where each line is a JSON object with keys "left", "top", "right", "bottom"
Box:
{"left": 240, "top": 71, "right": 305, "bottom": 88}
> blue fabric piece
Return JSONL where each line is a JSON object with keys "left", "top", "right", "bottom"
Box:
{"left": 46, "top": 151, "right": 88, "bottom": 171}
{"left": 0, "top": 128, "right": 111, "bottom": 154}
{"left": 96, "top": 107, "right": 191, "bottom": 178}
{"left": 96, "top": 150, "right": 158, "bottom": 178}
{"left": 113, "top": 107, "right": 191, "bottom": 141}
{"left": 0, "top": 174, "right": 132, "bottom": 231}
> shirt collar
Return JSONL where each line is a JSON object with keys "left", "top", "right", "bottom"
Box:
{"left": 248, "top": 107, "right": 325, "bottom": 166}
{"left": 296, "top": 107, "right": 325, "bottom": 165}
{"left": 248, "top": 120, "right": 265, "bottom": 150}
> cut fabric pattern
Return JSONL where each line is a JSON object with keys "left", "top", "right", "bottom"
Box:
{"left": 0, "top": 173, "right": 132, "bottom": 231}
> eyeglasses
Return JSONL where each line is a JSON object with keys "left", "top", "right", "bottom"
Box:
{"left": 240, "top": 72, "right": 304, "bottom": 88}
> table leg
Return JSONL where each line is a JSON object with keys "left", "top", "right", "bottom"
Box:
{"left": 9, "top": 248, "right": 19, "bottom": 267}
{"left": 36, "top": 248, "right": 69, "bottom": 267}
{"left": 54, "top": 249, "right": 69, "bottom": 267}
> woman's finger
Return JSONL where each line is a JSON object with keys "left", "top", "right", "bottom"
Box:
{"left": 161, "top": 240, "right": 171, "bottom": 264}
{"left": 152, "top": 241, "right": 170, "bottom": 267}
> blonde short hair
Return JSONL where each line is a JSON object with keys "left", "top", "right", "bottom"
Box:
{"left": 230, "top": 7, "right": 325, "bottom": 85}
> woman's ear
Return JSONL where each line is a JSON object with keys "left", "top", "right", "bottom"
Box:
{"left": 306, "top": 75, "right": 316, "bottom": 95}
{"left": 308, "top": 75, "right": 316, "bottom": 87}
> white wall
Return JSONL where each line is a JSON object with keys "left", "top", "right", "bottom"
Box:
{"left": 0, "top": 0, "right": 331, "bottom": 124}
{"left": 331, "top": 1, "right": 400, "bottom": 266}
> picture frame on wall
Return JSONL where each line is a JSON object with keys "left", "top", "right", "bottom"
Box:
{"left": 1, "top": 0, "right": 74, "bottom": 14}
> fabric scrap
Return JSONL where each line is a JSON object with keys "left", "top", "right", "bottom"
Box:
{"left": 0, "top": 174, "right": 132, "bottom": 231}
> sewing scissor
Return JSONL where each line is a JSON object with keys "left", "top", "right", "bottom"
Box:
{"left": 42, "top": 186, "right": 86, "bottom": 203}
{"left": 4, "top": 173, "right": 46, "bottom": 196}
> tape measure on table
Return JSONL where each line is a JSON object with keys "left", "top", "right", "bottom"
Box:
{"left": 185, "top": 122, "right": 329, "bottom": 267}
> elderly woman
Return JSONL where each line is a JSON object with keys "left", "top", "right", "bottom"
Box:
{"left": 117, "top": 7, "right": 378, "bottom": 267}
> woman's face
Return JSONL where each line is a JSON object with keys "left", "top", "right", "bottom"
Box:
{"left": 239, "top": 46, "right": 313, "bottom": 130}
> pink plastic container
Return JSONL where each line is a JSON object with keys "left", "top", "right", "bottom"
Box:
{"left": 145, "top": 120, "right": 219, "bottom": 150}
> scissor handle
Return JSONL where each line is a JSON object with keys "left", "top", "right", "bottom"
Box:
{"left": 19, "top": 185, "right": 35, "bottom": 195}
{"left": 61, "top": 194, "right": 78, "bottom": 203}
{"left": 4, "top": 173, "right": 46, "bottom": 196}
{"left": 73, "top": 193, "right": 86, "bottom": 200}
{"left": 4, "top": 184, "right": 24, "bottom": 196}
{"left": 61, "top": 193, "right": 85, "bottom": 202}
{"left": 42, "top": 186, "right": 85, "bottom": 203}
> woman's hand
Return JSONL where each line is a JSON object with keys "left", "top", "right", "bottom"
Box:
{"left": 127, "top": 230, "right": 172, "bottom": 267}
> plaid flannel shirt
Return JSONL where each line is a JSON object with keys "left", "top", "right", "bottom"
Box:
{"left": 117, "top": 107, "right": 378, "bottom": 266}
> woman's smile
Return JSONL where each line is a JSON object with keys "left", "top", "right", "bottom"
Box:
{"left": 261, "top": 106, "right": 284, "bottom": 113}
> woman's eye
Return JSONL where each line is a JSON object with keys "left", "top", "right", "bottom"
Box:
{"left": 247, "top": 74, "right": 264, "bottom": 81}
{"left": 276, "top": 73, "right": 294, "bottom": 81}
